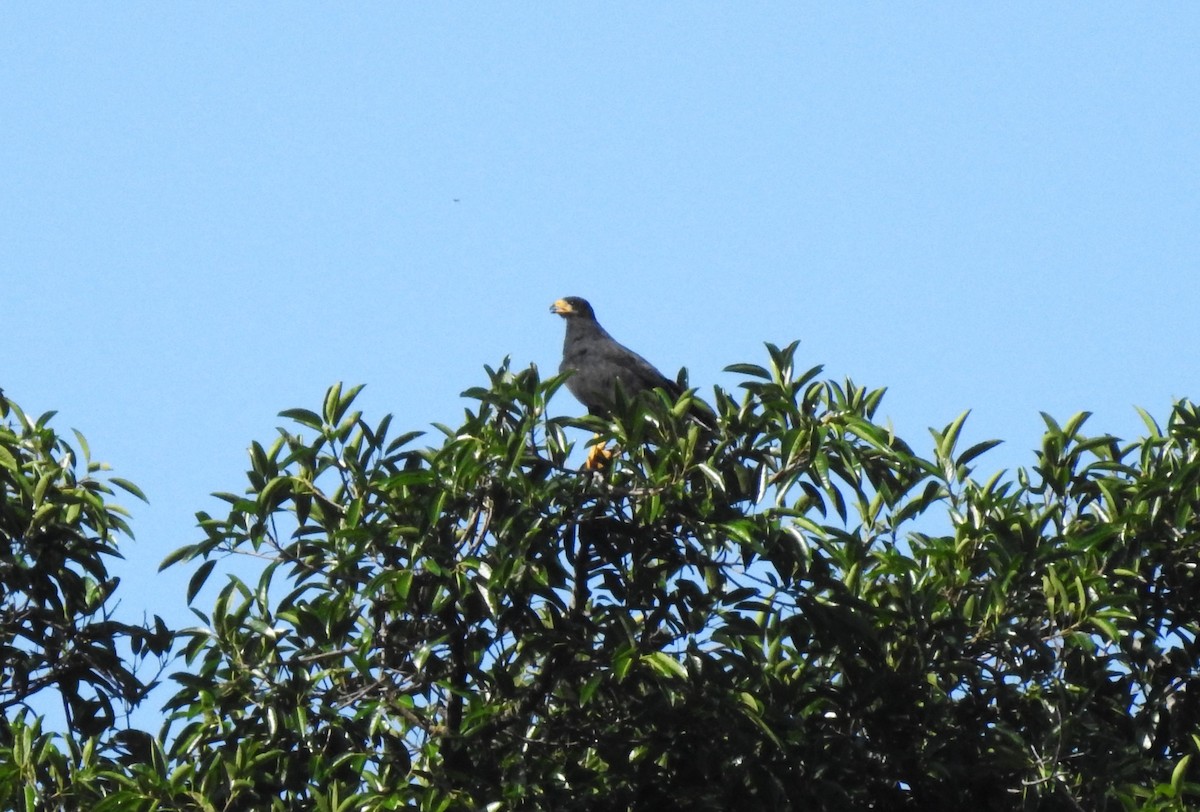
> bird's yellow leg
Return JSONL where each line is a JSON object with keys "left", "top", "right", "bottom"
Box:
{"left": 584, "top": 434, "right": 616, "bottom": 470}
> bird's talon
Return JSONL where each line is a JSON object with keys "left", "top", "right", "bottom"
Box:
{"left": 584, "top": 443, "right": 615, "bottom": 470}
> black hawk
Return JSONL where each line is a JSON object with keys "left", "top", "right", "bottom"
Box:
{"left": 551, "top": 296, "right": 702, "bottom": 467}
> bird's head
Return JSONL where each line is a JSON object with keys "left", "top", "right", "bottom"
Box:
{"left": 550, "top": 297, "right": 596, "bottom": 320}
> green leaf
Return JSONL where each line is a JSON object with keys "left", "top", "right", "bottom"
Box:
{"left": 1135, "top": 406, "right": 1162, "bottom": 438}
{"left": 642, "top": 651, "right": 687, "bottom": 680}
{"left": 187, "top": 559, "right": 217, "bottom": 604}
{"left": 695, "top": 463, "right": 725, "bottom": 492}
{"left": 934, "top": 411, "right": 971, "bottom": 461}
{"left": 1062, "top": 410, "right": 1092, "bottom": 439}
{"left": 723, "top": 363, "right": 772, "bottom": 379}
{"left": 1039, "top": 411, "right": 1063, "bottom": 434}
{"left": 579, "top": 675, "right": 603, "bottom": 706}
{"left": 159, "top": 544, "right": 198, "bottom": 570}
{"left": 0, "top": 444, "right": 17, "bottom": 472}
{"left": 613, "top": 647, "right": 635, "bottom": 681}
{"left": 1090, "top": 616, "right": 1119, "bottom": 642}
{"left": 279, "top": 407, "right": 325, "bottom": 430}
{"left": 955, "top": 439, "right": 1002, "bottom": 468}
{"left": 324, "top": 382, "right": 344, "bottom": 424}
{"left": 1172, "top": 754, "right": 1192, "bottom": 794}
{"left": 72, "top": 428, "right": 92, "bottom": 463}
{"left": 110, "top": 477, "right": 148, "bottom": 503}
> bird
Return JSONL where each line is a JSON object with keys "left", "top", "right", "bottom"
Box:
{"left": 551, "top": 296, "right": 705, "bottom": 467}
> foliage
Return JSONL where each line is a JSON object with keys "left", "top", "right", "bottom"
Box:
{"left": 0, "top": 392, "right": 171, "bottom": 809}
{"left": 5, "top": 344, "right": 1200, "bottom": 809}
{"left": 155, "top": 346, "right": 1200, "bottom": 809}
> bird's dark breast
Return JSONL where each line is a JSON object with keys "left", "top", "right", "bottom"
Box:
{"left": 559, "top": 319, "right": 678, "bottom": 414}
{"left": 561, "top": 353, "right": 648, "bottom": 413}
{"left": 561, "top": 365, "right": 602, "bottom": 410}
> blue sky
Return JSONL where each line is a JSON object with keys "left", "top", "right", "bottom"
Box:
{"left": 3, "top": 5, "right": 1198, "bottom": 722}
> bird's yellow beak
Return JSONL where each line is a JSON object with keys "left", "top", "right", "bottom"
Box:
{"left": 550, "top": 299, "right": 574, "bottom": 315}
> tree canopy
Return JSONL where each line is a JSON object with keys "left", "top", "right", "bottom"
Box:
{"left": 4, "top": 344, "right": 1200, "bottom": 809}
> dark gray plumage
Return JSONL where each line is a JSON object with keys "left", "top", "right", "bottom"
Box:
{"left": 550, "top": 296, "right": 681, "bottom": 415}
